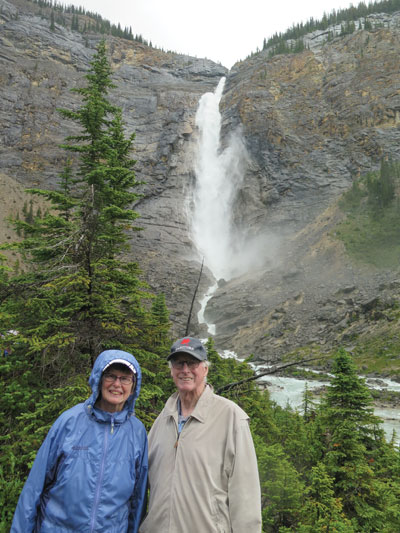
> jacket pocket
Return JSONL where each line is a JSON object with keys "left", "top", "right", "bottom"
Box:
{"left": 211, "top": 495, "right": 229, "bottom": 533}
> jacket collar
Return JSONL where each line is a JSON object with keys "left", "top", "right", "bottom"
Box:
{"left": 85, "top": 401, "right": 131, "bottom": 425}
{"left": 164, "top": 384, "right": 213, "bottom": 424}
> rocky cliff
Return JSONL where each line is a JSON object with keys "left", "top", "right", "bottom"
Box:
{"left": 1, "top": 0, "right": 399, "bottom": 367}
{"left": 223, "top": 12, "right": 400, "bottom": 231}
{"left": 208, "top": 11, "right": 400, "bottom": 363}
{"left": 0, "top": 0, "right": 226, "bottom": 329}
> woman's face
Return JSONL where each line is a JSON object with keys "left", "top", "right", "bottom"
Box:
{"left": 98, "top": 368, "right": 135, "bottom": 413}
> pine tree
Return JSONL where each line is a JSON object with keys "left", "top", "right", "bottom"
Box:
{"left": 50, "top": 9, "right": 55, "bottom": 31}
{"left": 297, "top": 462, "right": 356, "bottom": 532}
{"left": 301, "top": 382, "right": 317, "bottom": 422}
{"left": 318, "top": 348, "right": 390, "bottom": 531}
{"left": 366, "top": 158, "right": 395, "bottom": 211}
{"left": 147, "top": 294, "right": 171, "bottom": 351}
{"left": 0, "top": 42, "right": 165, "bottom": 526}
{"left": 379, "top": 158, "right": 395, "bottom": 207}
{"left": 258, "top": 442, "right": 305, "bottom": 532}
{"left": 0, "top": 40, "right": 148, "bottom": 370}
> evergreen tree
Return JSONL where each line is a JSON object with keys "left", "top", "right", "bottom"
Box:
{"left": 318, "top": 348, "right": 391, "bottom": 531}
{"left": 258, "top": 442, "right": 304, "bottom": 531}
{"left": 366, "top": 158, "right": 395, "bottom": 210}
{"left": 0, "top": 41, "right": 167, "bottom": 528}
{"left": 364, "top": 18, "right": 373, "bottom": 30}
{"left": 301, "top": 382, "right": 317, "bottom": 422}
{"left": 379, "top": 157, "right": 395, "bottom": 207}
{"left": 50, "top": 9, "right": 55, "bottom": 31}
{"left": 147, "top": 293, "right": 171, "bottom": 351}
{"left": 297, "top": 462, "right": 356, "bottom": 532}
{"left": 1, "top": 40, "right": 147, "bottom": 368}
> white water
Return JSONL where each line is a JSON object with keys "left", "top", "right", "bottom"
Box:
{"left": 191, "top": 77, "right": 249, "bottom": 281}
{"left": 192, "top": 78, "right": 283, "bottom": 334}
{"left": 197, "top": 283, "right": 218, "bottom": 335}
{"left": 268, "top": 376, "right": 400, "bottom": 445}
{"left": 247, "top": 362, "right": 400, "bottom": 445}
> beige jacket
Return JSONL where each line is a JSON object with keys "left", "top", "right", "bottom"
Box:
{"left": 139, "top": 385, "right": 262, "bottom": 533}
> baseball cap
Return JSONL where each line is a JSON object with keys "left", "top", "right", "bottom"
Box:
{"left": 167, "top": 337, "right": 208, "bottom": 361}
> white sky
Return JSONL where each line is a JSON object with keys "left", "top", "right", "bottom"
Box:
{"left": 68, "top": 0, "right": 352, "bottom": 69}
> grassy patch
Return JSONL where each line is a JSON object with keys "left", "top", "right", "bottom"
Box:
{"left": 334, "top": 160, "right": 400, "bottom": 268}
{"left": 282, "top": 319, "right": 400, "bottom": 378}
{"left": 335, "top": 206, "right": 400, "bottom": 267}
{"left": 279, "top": 366, "right": 333, "bottom": 381}
{"left": 352, "top": 328, "right": 400, "bottom": 376}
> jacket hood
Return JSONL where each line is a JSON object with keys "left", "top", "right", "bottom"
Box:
{"left": 87, "top": 349, "right": 142, "bottom": 416}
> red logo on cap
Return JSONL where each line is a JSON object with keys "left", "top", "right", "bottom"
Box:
{"left": 181, "top": 338, "right": 190, "bottom": 344}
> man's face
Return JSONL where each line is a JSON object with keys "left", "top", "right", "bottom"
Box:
{"left": 170, "top": 354, "right": 208, "bottom": 396}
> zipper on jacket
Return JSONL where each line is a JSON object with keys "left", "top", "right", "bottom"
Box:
{"left": 90, "top": 424, "right": 109, "bottom": 533}
{"left": 173, "top": 416, "right": 179, "bottom": 448}
{"left": 174, "top": 416, "right": 191, "bottom": 448}
{"left": 111, "top": 414, "right": 115, "bottom": 434}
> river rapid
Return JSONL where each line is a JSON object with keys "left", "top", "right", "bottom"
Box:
{"left": 239, "top": 356, "right": 400, "bottom": 446}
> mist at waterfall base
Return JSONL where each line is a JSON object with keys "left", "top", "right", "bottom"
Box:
{"left": 190, "top": 77, "right": 280, "bottom": 283}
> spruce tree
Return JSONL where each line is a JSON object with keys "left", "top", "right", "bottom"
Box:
{"left": 297, "top": 462, "right": 356, "bottom": 532}
{"left": 258, "top": 442, "right": 304, "bottom": 532}
{"left": 319, "top": 348, "right": 390, "bottom": 531}
{"left": 0, "top": 41, "right": 166, "bottom": 526}
{"left": 1, "top": 40, "right": 146, "bottom": 371}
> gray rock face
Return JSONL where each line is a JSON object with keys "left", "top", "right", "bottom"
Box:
{"left": 0, "top": 0, "right": 225, "bottom": 334}
{"left": 1, "top": 0, "right": 400, "bottom": 359}
{"left": 204, "top": 12, "right": 400, "bottom": 359}
{"left": 222, "top": 13, "right": 400, "bottom": 234}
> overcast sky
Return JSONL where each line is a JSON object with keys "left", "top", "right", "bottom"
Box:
{"left": 68, "top": 0, "right": 353, "bottom": 69}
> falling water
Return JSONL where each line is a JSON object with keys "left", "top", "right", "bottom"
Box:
{"left": 191, "top": 77, "right": 248, "bottom": 281}
{"left": 191, "top": 78, "right": 280, "bottom": 332}
{"left": 197, "top": 282, "right": 218, "bottom": 335}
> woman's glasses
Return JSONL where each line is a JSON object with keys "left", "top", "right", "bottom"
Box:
{"left": 103, "top": 373, "right": 135, "bottom": 386}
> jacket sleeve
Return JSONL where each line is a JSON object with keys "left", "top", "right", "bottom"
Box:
{"left": 10, "top": 419, "right": 62, "bottom": 533}
{"left": 228, "top": 418, "right": 262, "bottom": 533}
{"left": 128, "top": 423, "right": 149, "bottom": 533}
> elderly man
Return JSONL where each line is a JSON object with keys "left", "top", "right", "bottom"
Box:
{"left": 140, "top": 336, "right": 262, "bottom": 533}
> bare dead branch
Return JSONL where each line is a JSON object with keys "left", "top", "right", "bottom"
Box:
{"left": 185, "top": 258, "right": 204, "bottom": 336}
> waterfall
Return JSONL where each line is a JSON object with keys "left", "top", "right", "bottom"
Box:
{"left": 191, "top": 77, "right": 280, "bottom": 332}
{"left": 191, "top": 77, "right": 248, "bottom": 282}
{"left": 197, "top": 282, "right": 218, "bottom": 335}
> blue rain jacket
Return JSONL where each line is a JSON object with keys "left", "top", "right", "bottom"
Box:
{"left": 11, "top": 349, "right": 148, "bottom": 533}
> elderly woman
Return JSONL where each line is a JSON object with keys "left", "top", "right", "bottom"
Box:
{"left": 11, "top": 349, "right": 148, "bottom": 533}
{"left": 140, "top": 337, "right": 262, "bottom": 533}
